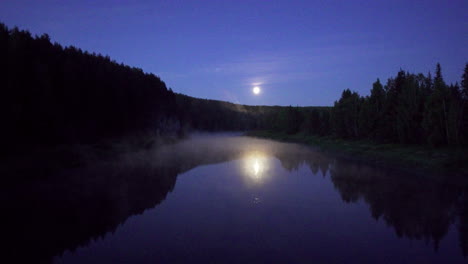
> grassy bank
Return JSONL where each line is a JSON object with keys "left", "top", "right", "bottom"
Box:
{"left": 246, "top": 130, "right": 468, "bottom": 175}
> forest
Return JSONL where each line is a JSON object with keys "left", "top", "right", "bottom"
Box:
{"left": 1, "top": 22, "right": 467, "bottom": 154}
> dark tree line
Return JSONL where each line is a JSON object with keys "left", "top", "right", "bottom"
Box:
{"left": 268, "top": 64, "right": 468, "bottom": 147}
{"left": 1, "top": 22, "right": 467, "bottom": 152}
{"left": 0, "top": 22, "right": 285, "bottom": 152}
{"left": 0, "top": 23, "right": 177, "bottom": 151}
{"left": 336, "top": 64, "right": 468, "bottom": 146}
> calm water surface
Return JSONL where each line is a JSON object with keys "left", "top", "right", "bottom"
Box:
{"left": 2, "top": 135, "right": 467, "bottom": 263}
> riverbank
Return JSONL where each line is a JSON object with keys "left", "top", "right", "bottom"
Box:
{"left": 0, "top": 132, "right": 181, "bottom": 182}
{"left": 245, "top": 131, "right": 468, "bottom": 175}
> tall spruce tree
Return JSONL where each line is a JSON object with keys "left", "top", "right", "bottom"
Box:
{"left": 460, "top": 63, "right": 468, "bottom": 145}
{"left": 368, "top": 79, "right": 386, "bottom": 141}
{"left": 423, "top": 64, "right": 449, "bottom": 146}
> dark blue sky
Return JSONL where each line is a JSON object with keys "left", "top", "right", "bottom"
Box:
{"left": 1, "top": 0, "right": 467, "bottom": 106}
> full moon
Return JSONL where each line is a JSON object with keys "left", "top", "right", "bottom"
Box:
{"left": 253, "top": 86, "right": 261, "bottom": 95}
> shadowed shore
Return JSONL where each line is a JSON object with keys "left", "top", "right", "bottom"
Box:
{"left": 246, "top": 130, "right": 468, "bottom": 176}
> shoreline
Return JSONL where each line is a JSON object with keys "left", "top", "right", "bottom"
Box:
{"left": 245, "top": 130, "right": 468, "bottom": 176}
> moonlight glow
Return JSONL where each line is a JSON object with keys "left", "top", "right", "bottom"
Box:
{"left": 242, "top": 151, "right": 270, "bottom": 185}
{"left": 253, "top": 86, "right": 261, "bottom": 95}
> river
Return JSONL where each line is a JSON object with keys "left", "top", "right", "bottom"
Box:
{"left": 2, "top": 135, "right": 467, "bottom": 263}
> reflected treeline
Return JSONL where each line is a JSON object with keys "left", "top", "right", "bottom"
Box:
{"left": 275, "top": 148, "right": 330, "bottom": 177}
{"left": 2, "top": 161, "right": 179, "bottom": 263}
{"left": 330, "top": 162, "right": 463, "bottom": 252}
{"left": 274, "top": 146, "right": 468, "bottom": 257}
{"left": 0, "top": 135, "right": 267, "bottom": 263}
{"left": 1, "top": 136, "right": 467, "bottom": 262}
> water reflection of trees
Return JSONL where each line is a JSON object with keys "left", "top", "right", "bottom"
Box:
{"left": 248, "top": 138, "right": 467, "bottom": 258}
{"left": 2, "top": 164, "right": 179, "bottom": 263}
{"left": 292, "top": 154, "right": 468, "bottom": 256}
{"left": 332, "top": 162, "right": 455, "bottom": 247}
{"left": 2, "top": 136, "right": 467, "bottom": 262}
{"left": 1, "top": 136, "right": 253, "bottom": 263}
{"left": 278, "top": 150, "right": 468, "bottom": 258}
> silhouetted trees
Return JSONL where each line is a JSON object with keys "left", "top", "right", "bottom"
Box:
{"left": 331, "top": 89, "right": 361, "bottom": 138}
{"left": 1, "top": 23, "right": 178, "bottom": 151}
{"left": 0, "top": 22, "right": 309, "bottom": 151}
{"left": 1, "top": 23, "right": 466, "bottom": 151}
{"left": 279, "top": 63, "right": 468, "bottom": 147}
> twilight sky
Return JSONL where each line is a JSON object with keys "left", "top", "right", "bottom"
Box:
{"left": 1, "top": 0, "right": 467, "bottom": 106}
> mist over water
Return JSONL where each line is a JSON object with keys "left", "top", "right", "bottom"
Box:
{"left": 2, "top": 135, "right": 467, "bottom": 263}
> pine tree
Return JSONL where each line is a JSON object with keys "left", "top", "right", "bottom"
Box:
{"left": 462, "top": 63, "right": 468, "bottom": 100}
{"left": 423, "top": 64, "right": 449, "bottom": 146}
{"left": 460, "top": 63, "right": 468, "bottom": 145}
{"left": 368, "top": 79, "right": 386, "bottom": 140}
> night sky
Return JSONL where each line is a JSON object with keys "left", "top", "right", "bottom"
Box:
{"left": 1, "top": 0, "right": 467, "bottom": 106}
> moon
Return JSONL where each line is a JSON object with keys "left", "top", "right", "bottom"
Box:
{"left": 253, "top": 86, "right": 261, "bottom": 95}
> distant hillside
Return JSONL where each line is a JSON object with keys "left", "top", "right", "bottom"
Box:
{"left": 1, "top": 23, "right": 178, "bottom": 148}
{"left": 0, "top": 23, "right": 303, "bottom": 151}
{"left": 1, "top": 22, "right": 466, "bottom": 152}
{"left": 174, "top": 93, "right": 330, "bottom": 132}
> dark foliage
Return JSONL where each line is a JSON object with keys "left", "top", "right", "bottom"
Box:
{"left": 1, "top": 23, "right": 177, "bottom": 151}
{"left": 1, "top": 23, "right": 466, "bottom": 152}
{"left": 287, "top": 64, "right": 468, "bottom": 147}
{"left": 0, "top": 23, "right": 309, "bottom": 151}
